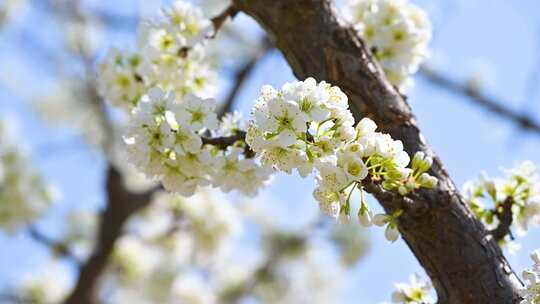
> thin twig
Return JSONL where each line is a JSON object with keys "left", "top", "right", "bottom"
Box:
{"left": 64, "top": 168, "right": 158, "bottom": 304}
{"left": 61, "top": 3, "right": 159, "bottom": 303}
{"left": 28, "top": 226, "right": 81, "bottom": 264}
{"left": 219, "top": 232, "right": 308, "bottom": 303}
{"left": 218, "top": 37, "right": 273, "bottom": 118}
{"left": 419, "top": 66, "right": 540, "bottom": 135}
{"left": 490, "top": 197, "right": 515, "bottom": 242}
{"left": 210, "top": 5, "right": 239, "bottom": 38}
{"left": 0, "top": 293, "right": 36, "bottom": 304}
{"left": 201, "top": 131, "right": 246, "bottom": 149}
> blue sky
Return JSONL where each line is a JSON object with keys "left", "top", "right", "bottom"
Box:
{"left": 1, "top": 0, "right": 540, "bottom": 303}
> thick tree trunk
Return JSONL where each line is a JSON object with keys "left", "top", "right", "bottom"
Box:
{"left": 233, "top": 0, "right": 523, "bottom": 303}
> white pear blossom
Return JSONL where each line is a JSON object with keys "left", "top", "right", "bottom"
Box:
{"left": 98, "top": 1, "right": 217, "bottom": 110}
{"left": 177, "top": 189, "right": 241, "bottom": 256}
{"left": 98, "top": 189, "right": 244, "bottom": 302}
{"left": 61, "top": 210, "right": 98, "bottom": 260}
{"left": 212, "top": 146, "right": 272, "bottom": 196}
{"left": 373, "top": 211, "right": 402, "bottom": 242}
{"left": 246, "top": 79, "right": 436, "bottom": 242}
{"left": 385, "top": 224, "right": 400, "bottom": 242}
{"left": 160, "top": 1, "right": 213, "bottom": 47}
{"left": 463, "top": 161, "right": 540, "bottom": 244}
{"left": 97, "top": 49, "right": 146, "bottom": 109}
{"left": 215, "top": 111, "right": 246, "bottom": 137}
{"left": 330, "top": 222, "right": 369, "bottom": 267}
{"left": 343, "top": 0, "right": 432, "bottom": 90}
{"left": 0, "top": 120, "right": 55, "bottom": 233}
{"left": 391, "top": 273, "right": 434, "bottom": 304}
{"left": 18, "top": 261, "right": 71, "bottom": 304}
{"left": 123, "top": 87, "right": 270, "bottom": 196}
{"left": 247, "top": 78, "right": 355, "bottom": 176}
{"left": 172, "top": 273, "right": 217, "bottom": 304}
{"left": 520, "top": 249, "right": 540, "bottom": 304}
{"left": 170, "top": 93, "right": 218, "bottom": 131}
{"left": 357, "top": 206, "right": 373, "bottom": 227}
{"left": 111, "top": 235, "right": 163, "bottom": 282}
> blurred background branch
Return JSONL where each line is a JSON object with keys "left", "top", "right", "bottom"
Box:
{"left": 420, "top": 66, "right": 540, "bottom": 135}
{"left": 218, "top": 36, "right": 272, "bottom": 118}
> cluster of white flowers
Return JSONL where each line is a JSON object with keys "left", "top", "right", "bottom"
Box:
{"left": 389, "top": 273, "right": 434, "bottom": 304}
{"left": 124, "top": 87, "right": 271, "bottom": 196}
{"left": 463, "top": 161, "right": 540, "bottom": 241}
{"left": 172, "top": 272, "right": 217, "bottom": 304}
{"left": 17, "top": 261, "right": 71, "bottom": 304}
{"left": 101, "top": 189, "right": 241, "bottom": 302}
{"left": 343, "top": 0, "right": 432, "bottom": 90}
{"left": 103, "top": 2, "right": 437, "bottom": 243}
{"left": 99, "top": 190, "right": 349, "bottom": 303}
{"left": 97, "top": 1, "right": 271, "bottom": 197}
{"left": 246, "top": 78, "right": 437, "bottom": 239}
{"left": 61, "top": 210, "right": 98, "bottom": 260}
{"left": 373, "top": 210, "right": 403, "bottom": 242}
{"left": 246, "top": 77, "right": 355, "bottom": 177}
{"left": 521, "top": 249, "right": 540, "bottom": 304}
{"left": 0, "top": 120, "right": 55, "bottom": 233}
{"left": 330, "top": 222, "right": 370, "bottom": 267}
{"left": 257, "top": 247, "right": 344, "bottom": 304}
{"left": 98, "top": 1, "right": 217, "bottom": 110}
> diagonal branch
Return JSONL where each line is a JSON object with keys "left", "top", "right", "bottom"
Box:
{"left": 218, "top": 37, "right": 273, "bottom": 118}
{"left": 210, "top": 5, "right": 239, "bottom": 38}
{"left": 63, "top": 4, "right": 255, "bottom": 303}
{"left": 233, "top": 1, "right": 523, "bottom": 303}
{"left": 220, "top": 230, "right": 311, "bottom": 302}
{"left": 64, "top": 167, "right": 158, "bottom": 304}
{"left": 28, "top": 226, "right": 81, "bottom": 264}
{"left": 202, "top": 131, "right": 247, "bottom": 149}
{"left": 420, "top": 66, "right": 540, "bottom": 135}
{"left": 490, "top": 197, "right": 515, "bottom": 242}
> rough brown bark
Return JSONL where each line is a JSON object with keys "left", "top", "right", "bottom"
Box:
{"left": 233, "top": 0, "right": 523, "bottom": 303}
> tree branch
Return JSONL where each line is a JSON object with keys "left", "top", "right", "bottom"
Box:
{"left": 233, "top": 1, "right": 523, "bottom": 303}
{"left": 210, "top": 5, "right": 239, "bottom": 38}
{"left": 202, "top": 131, "right": 247, "bottom": 149}
{"left": 61, "top": 5, "right": 161, "bottom": 302}
{"left": 63, "top": 167, "right": 157, "bottom": 304}
{"left": 28, "top": 226, "right": 81, "bottom": 264}
{"left": 62, "top": 4, "right": 256, "bottom": 302}
{"left": 220, "top": 231, "right": 309, "bottom": 302}
{"left": 420, "top": 66, "right": 540, "bottom": 135}
{"left": 490, "top": 197, "right": 515, "bottom": 242}
{"left": 217, "top": 37, "right": 273, "bottom": 118}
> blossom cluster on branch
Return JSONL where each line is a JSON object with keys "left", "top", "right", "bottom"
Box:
{"left": 389, "top": 273, "right": 434, "bottom": 304}
{"left": 98, "top": 1, "right": 217, "bottom": 110}
{"left": 96, "top": 1, "right": 438, "bottom": 241}
{"left": 0, "top": 120, "right": 55, "bottom": 233}
{"left": 246, "top": 78, "right": 437, "bottom": 241}
{"left": 463, "top": 161, "right": 540, "bottom": 247}
{"left": 95, "top": 1, "right": 272, "bottom": 196}
{"left": 101, "top": 190, "right": 242, "bottom": 303}
{"left": 17, "top": 262, "right": 71, "bottom": 304}
{"left": 521, "top": 249, "right": 540, "bottom": 304}
{"left": 123, "top": 87, "right": 271, "bottom": 196}
{"left": 13, "top": 189, "right": 362, "bottom": 304}
{"left": 343, "top": 0, "right": 432, "bottom": 90}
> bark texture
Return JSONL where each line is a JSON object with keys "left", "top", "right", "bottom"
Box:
{"left": 233, "top": 0, "right": 522, "bottom": 303}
